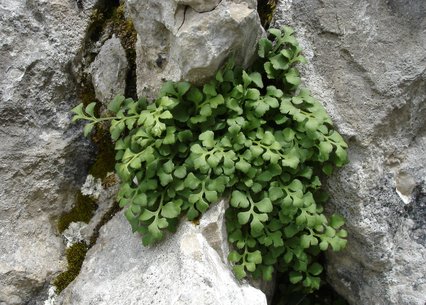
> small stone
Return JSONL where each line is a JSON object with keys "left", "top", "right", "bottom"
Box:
{"left": 90, "top": 35, "right": 128, "bottom": 104}
{"left": 43, "top": 286, "right": 58, "bottom": 305}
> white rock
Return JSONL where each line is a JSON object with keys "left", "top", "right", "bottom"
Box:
{"left": 43, "top": 286, "right": 58, "bottom": 305}
{"left": 57, "top": 202, "right": 268, "bottom": 305}
{"left": 199, "top": 199, "right": 230, "bottom": 263}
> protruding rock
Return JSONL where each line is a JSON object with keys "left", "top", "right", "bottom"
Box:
{"left": 199, "top": 199, "right": 230, "bottom": 263}
{"left": 126, "top": 0, "right": 263, "bottom": 99}
{"left": 90, "top": 35, "right": 128, "bottom": 104}
{"left": 57, "top": 206, "right": 268, "bottom": 305}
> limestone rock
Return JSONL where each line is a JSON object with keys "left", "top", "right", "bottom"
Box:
{"left": 0, "top": 0, "right": 98, "bottom": 304}
{"left": 57, "top": 201, "right": 267, "bottom": 305}
{"left": 90, "top": 35, "right": 128, "bottom": 104}
{"left": 175, "top": 0, "right": 222, "bottom": 13}
{"left": 79, "top": 178, "right": 120, "bottom": 244}
{"left": 126, "top": 0, "right": 263, "bottom": 99}
{"left": 274, "top": 0, "right": 426, "bottom": 304}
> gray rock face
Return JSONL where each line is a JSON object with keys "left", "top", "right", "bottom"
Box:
{"left": 274, "top": 0, "right": 426, "bottom": 304}
{"left": 0, "top": 0, "right": 97, "bottom": 304}
{"left": 175, "top": 0, "right": 222, "bottom": 13}
{"left": 1, "top": 0, "right": 265, "bottom": 303}
{"left": 126, "top": 0, "right": 263, "bottom": 99}
{"left": 58, "top": 200, "right": 267, "bottom": 305}
{"left": 90, "top": 35, "right": 128, "bottom": 104}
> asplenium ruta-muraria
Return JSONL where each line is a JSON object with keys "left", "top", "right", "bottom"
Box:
{"left": 72, "top": 26, "right": 348, "bottom": 292}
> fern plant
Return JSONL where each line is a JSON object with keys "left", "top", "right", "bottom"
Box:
{"left": 72, "top": 26, "right": 348, "bottom": 292}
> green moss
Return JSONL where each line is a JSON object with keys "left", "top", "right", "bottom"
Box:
{"left": 57, "top": 193, "right": 97, "bottom": 233}
{"left": 84, "top": 3, "right": 138, "bottom": 178}
{"left": 257, "top": 0, "right": 278, "bottom": 29}
{"left": 53, "top": 0, "right": 130, "bottom": 294}
{"left": 53, "top": 243, "right": 88, "bottom": 293}
{"left": 78, "top": 75, "right": 98, "bottom": 107}
{"left": 89, "top": 126, "right": 116, "bottom": 180}
{"left": 108, "top": 4, "right": 138, "bottom": 99}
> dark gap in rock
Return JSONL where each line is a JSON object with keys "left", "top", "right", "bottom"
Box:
{"left": 404, "top": 185, "right": 426, "bottom": 247}
{"left": 271, "top": 256, "right": 349, "bottom": 305}
{"left": 257, "top": 0, "right": 278, "bottom": 29}
{"left": 89, "top": 125, "right": 116, "bottom": 180}
{"left": 89, "top": 201, "right": 121, "bottom": 247}
{"left": 112, "top": 0, "right": 121, "bottom": 8}
{"left": 105, "top": 4, "right": 138, "bottom": 99}
{"left": 271, "top": 280, "right": 349, "bottom": 305}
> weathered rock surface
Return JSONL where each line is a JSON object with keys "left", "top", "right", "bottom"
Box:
{"left": 58, "top": 200, "right": 268, "bottom": 305}
{"left": 90, "top": 35, "right": 128, "bottom": 104}
{"left": 126, "top": 0, "right": 263, "bottom": 99}
{"left": 175, "top": 0, "right": 222, "bottom": 13}
{"left": 0, "top": 0, "right": 100, "bottom": 304}
{"left": 274, "top": 1, "right": 426, "bottom": 304}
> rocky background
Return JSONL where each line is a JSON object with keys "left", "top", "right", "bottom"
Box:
{"left": 274, "top": 1, "right": 426, "bottom": 304}
{"left": 0, "top": 0, "right": 424, "bottom": 305}
{"left": 0, "top": 0, "right": 97, "bottom": 304}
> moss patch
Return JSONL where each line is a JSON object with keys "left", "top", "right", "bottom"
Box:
{"left": 54, "top": 1, "right": 138, "bottom": 294}
{"left": 257, "top": 0, "right": 278, "bottom": 29}
{"left": 57, "top": 193, "right": 97, "bottom": 234}
{"left": 85, "top": 4, "right": 137, "bottom": 178}
{"left": 89, "top": 126, "right": 116, "bottom": 180}
{"left": 53, "top": 243, "right": 88, "bottom": 293}
{"left": 107, "top": 4, "right": 138, "bottom": 99}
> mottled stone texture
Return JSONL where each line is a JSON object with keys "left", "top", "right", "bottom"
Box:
{"left": 0, "top": 0, "right": 97, "bottom": 304}
{"left": 126, "top": 0, "right": 263, "bottom": 99}
{"left": 90, "top": 35, "right": 128, "bottom": 104}
{"left": 274, "top": 1, "right": 426, "bottom": 304}
{"left": 57, "top": 201, "right": 267, "bottom": 305}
